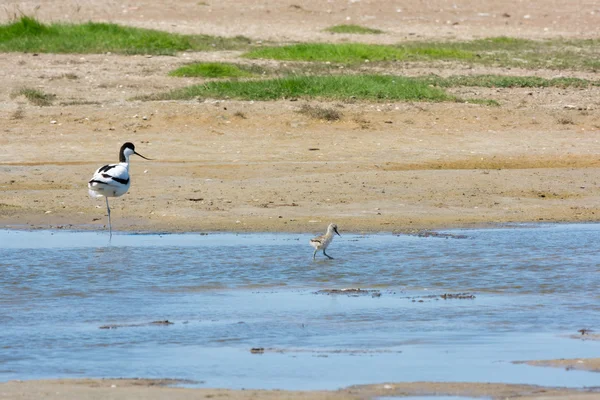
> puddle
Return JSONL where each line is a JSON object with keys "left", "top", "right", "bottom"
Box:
{"left": 1, "top": 224, "right": 600, "bottom": 390}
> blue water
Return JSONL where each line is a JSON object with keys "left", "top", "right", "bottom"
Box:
{"left": 1, "top": 224, "right": 599, "bottom": 390}
{"left": 378, "top": 397, "right": 488, "bottom": 400}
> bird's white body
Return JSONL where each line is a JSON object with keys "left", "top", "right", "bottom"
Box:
{"left": 88, "top": 162, "right": 131, "bottom": 198}
{"left": 310, "top": 223, "right": 340, "bottom": 260}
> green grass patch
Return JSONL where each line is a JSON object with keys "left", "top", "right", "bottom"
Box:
{"left": 0, "top": 16, "right": 251, "bottom": 55}
{"left": 244, "top": 43, "right": 474, "bottom": 63}
{"left": 140, "top": 75, "right": 456, "bottom": 102}
{"left": 142, "top": 73, "right": 595, "bottom": 104}
{"left": 169, "top": 62, "right": 256, "bottom": 78}
{"left": 423, "top": 75, "right": 597, "bottom": 88}
{"left": 11, "top": 87, "right": 56, "bottom": 106}
{"left": 325, "top": 24, "right": 384, "bottom": 34}
{"left": 243, "top": 37, "right": 600, "bottom": 71}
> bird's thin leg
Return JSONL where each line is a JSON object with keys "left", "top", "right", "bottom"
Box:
{"left": 323, "top": 250, "right": 334, "bottom": 260}
{"left": 313, "top": 249, "right": 318, "bottom": 261}
{"left": 106, "top": 197, "right": 112, "bottom": 238}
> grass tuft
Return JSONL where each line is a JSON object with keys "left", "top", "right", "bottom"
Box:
{"left": 325, "top": 24, "right": 384, "bottom": 34}
{"left": 11, "top": 108, "right": 25, "bottom": 120}
{"left": 12, "top": 87, "right": 56, "bottom": 106}
{"left": 462, "top": 98, "right": 501, "bottom": 106}
{"left": 244, "top": 43, "right": 474, "bottom": 63}
{"left": 297, "top": 104, "right": 342, "bottom": 121}
{"left": 557, "top": 116, "right": 575, "bottom": 125}
{"left": 60, "top": 100, "right": 102, "bottom": 106}
{"left": 169, "top": 62, "right": 255, "bottom": 78}
{"left": 0, "top": 16, "right": 252, "bottom": 55}
{"left": 139, "top": 75, "right": 456, "bottom": 102}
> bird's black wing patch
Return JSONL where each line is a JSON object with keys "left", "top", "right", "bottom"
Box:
{"left": 310, "top": 238, "right": 322, "bottom": 244}
{"left": 112, "top": 177, "right": 129, "bottom": 185}
{"left": 101, "top": 174, "right": 129, "bottom": 185}
{"left": 98, "top": 164, "right": 117, "bottom": 173}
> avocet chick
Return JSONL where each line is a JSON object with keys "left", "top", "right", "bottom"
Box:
{"left": 310, "top": 223, "right": 341, "bottom": 260}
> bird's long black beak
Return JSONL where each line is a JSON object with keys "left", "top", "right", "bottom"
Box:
{"left": 134, "top": 151, "right": 152, "bottom": 160}
{"left": 334, "top": 227, "right": 341, "bottom": 236}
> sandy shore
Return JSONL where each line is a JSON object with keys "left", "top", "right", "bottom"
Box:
{"left": 2, "top": 379, "right": 600, "bottom": 400}
{"left": 1, "top": 1, "right": 600, "bottom": 234}
{"left": 2, "top": 97, "right": 600, "bottom": 234}
{"left": 515, "top": 358, "right": 600, "bottom": 373}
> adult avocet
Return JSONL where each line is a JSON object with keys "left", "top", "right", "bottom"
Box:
{"left": 88, "top": 142, "right": 151, "bottom": 237}
{"left": 310, "top": 223, "right": 341, "bottom": 260}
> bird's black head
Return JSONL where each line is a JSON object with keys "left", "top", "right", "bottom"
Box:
{"left": 119, "top": 142, "right": 136, "bottom": 162}
{"left": 119, "top": 142, "right": 151, "bottom": 162}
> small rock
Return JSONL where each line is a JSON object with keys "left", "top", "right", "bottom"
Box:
{"left": 50, "top": 120, "right": 57, "bottom": 124}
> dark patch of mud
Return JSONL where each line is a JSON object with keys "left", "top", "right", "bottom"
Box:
{"left": 314, "top": 288, "right": 388, "bottom": 297}
{"left": 406, "top": 292, "right": 477, "bottom": 303}
{"left": 99, "top": 320, "right": 174, "bottom": 329}
{"left": 402, "top": 230, "right": 470, "bottom": 239}
{"left": 250, "top": 347, "right": 401, "bottom": 355}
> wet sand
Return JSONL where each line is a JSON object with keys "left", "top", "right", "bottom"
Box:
{"left": 2, "top": 379, "right": 600, "bottom": 400}
{"left": 2, "top": 99, "right": 600, "bottom": 234}
{"left": 515, "top": 358, "right": 600, "bottom": 373}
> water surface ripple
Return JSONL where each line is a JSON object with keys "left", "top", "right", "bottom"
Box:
{"left": 1, "top": 224, "right": 599, "bottom": 389}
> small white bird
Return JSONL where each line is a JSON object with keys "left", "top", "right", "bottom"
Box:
{"left": 310, "top": 223, "right": 341, "bottom": 260}
{"left": 88, "top": 142, "right": 151, "bottom": 238}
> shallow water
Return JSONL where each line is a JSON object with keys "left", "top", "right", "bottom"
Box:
{"left": 378, "top": 397, "right": 487, "bottom": 400}
{"left": 1, "top": 224, "right": 599, "bottom": 390}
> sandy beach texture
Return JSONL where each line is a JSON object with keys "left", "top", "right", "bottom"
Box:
{"left": 2, "top": 379, "right": 600, "bottom": 400}
{"left": 1, "top": 1, "right": 600, "bottom": 234}
{"left": 515, "top": 358, "right": 600, "bottom": 373}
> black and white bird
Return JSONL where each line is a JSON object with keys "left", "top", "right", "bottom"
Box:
{"left": 88, "top": 142, "right": 151, "bottom": 237}
{"left": 310, "top": 223, "right": 341, "bottom": 260}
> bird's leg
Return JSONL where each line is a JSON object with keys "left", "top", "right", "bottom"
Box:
{"left": 323, "top": 250, "right": 334, "bottom": 260}
{"left": 106, "top": 197, "right": 112, "bottom": 239}
{"left": 313, "top": 249, "right": 318, "bottom": 261}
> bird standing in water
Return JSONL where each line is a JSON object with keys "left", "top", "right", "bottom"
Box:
{"left": 88, "top": 142, "right": 151, "bottom": 238}
{"left": 310, "top": 223, "right": 341, "bottom": 260}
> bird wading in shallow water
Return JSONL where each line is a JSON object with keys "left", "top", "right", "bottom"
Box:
{"left": 88, "top": 142, "right": 151, "bottom": 238}
{"left": 310, "top": 223, "right": 341, "bottom": 260}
